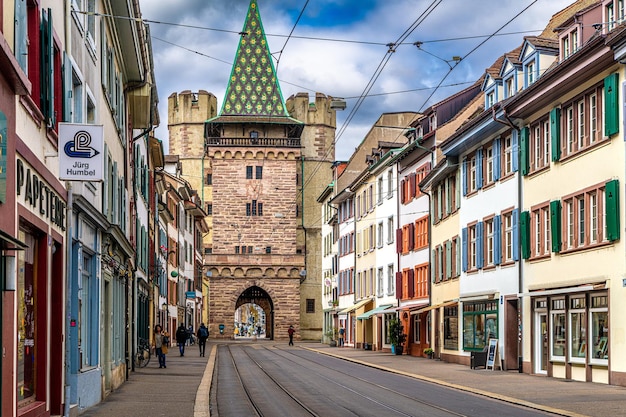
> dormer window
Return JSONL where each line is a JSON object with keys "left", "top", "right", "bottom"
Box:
{"left": 561, "top": 28, "right": 578, "bottom": 60}
{"left": 486, "top": 91, "right": 495, "bottom": 109}
{"left": 526, "top": 60, "right": 535, "bottom": 87}
{"left": 416, "top": 125, "right": 423, "bottom": 139}
{"left": 505, "top": 78, "right": 514, "bottom": 98}
{"left": 429, "top": 114, "right": 437, "bottom": 130}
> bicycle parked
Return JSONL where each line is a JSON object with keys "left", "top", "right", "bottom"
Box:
{"left": 135, "top": 337, "right": 151, "bottom": 368}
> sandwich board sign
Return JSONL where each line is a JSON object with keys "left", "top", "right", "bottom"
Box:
{"left": 59, "top": 123, "right": 104, "bottom": 182}
{"left": 486, "top": 338, "right": 499, "bottom": 370}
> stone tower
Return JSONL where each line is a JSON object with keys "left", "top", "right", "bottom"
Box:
{"left": 168, "top": 0, "right": 337, "bottom": 340}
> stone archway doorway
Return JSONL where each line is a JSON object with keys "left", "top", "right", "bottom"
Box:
{"left": 235, "top": 286, "right": 274, "bottom": 340}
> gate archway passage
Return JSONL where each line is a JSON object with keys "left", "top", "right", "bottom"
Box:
{"left": 235, "top": 286, "right": 274, "bottom": 339}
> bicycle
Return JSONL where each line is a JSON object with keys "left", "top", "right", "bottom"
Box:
{"left": 135, "top": 337, "right": 151, "bottom": 368}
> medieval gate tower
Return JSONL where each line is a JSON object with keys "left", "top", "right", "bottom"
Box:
{"left": 168, "top": 0, "right": 337, "bottom": 340}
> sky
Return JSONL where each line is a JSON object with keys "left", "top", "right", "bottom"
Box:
{"left": 139, "top": 0, "right": 575, "bottom": 161}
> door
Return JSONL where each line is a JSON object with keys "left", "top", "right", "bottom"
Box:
{"left": 534, "top": 312, "right": 548, "bottom": 374}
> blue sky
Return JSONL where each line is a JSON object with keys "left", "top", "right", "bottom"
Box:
{"left": 140, "top": 0, "right": 574, "bottom": 160}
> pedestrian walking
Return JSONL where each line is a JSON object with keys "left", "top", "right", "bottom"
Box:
{"left": 154, "top": 324, "right": 168, "bottom": 368}
{"left": 197, "top": 323, "right": 209, "bottom": 357}
{"left": 339, "top": 326, "right": 345, "bottom": 347}
{"left": 187, "top": 325, "right": 194, "bottom": 345}
{"left": 288, "top": 325, "right": 295, "bottom": 346}
{"left": 176, "top": 324, "right": 188, "bottom": 356}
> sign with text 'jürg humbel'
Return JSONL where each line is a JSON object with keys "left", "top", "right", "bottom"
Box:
{"left": 58, "top": 123, "right": 104, "bottom": 181}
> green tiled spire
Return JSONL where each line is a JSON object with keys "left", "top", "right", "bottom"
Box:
{"left": 220, "top": 0, "right": 288, "bottom": 117}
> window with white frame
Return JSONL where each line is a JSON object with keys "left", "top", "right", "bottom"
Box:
{"left": 527, "top": 60, "right": 535, "bottom": 86}
{"left": 377, "top": 176, "right": 383, "bottom": 204}
{"left": 530, "top": 118, "right": 549, "bottom": 172}
{"left": 377, "top": 222, "right": 384, "bottom": 248}
{"left": 569, "top": 296, "right": 586, "bottom": 363}
{"left": 413, "top": 315, "right": 421, "bottom": 343}
{"left": 72, "top": 69, "right": 84, "bottom": 123}
{"left": 485, "top": 144, "right": 494, "bottom": 185}
{"left": 468, "top": 223, "right": 477, "bottom": 269}
{"left": 560, "top": 84, "right": 605, "bottom": 158}
{"left": 561, "top": 185, "right": 607, "bottom": 251}
{"left": 387, "top": 170, "right": 393, "bottom": 198}
{"left": 531, "top": 203, "right": 550, "bottom": 258}
{"left": 387, "top": 216, "right": 394, "bottom": 244}
{"left": 503, "top": 135, "right": 513, "bottom": 176}
{"left": 469, "top": 155, "right": 477, "bottom": 193}
{"left": 485, "top": 217, "right": 494, "bottom": 266}
{"left": 387, "top": 264, "right": 395, "bottom": 295}
{"left": 590, "top": 294, "right": 608, "bottom": 363}
{"left": 377, "top": 267, "right": 384, "bottom": 297}
{"left": 550, "top": 298, "right": 566, "bottom": 360}
{"left": 502, "top": 210, "right": 514, "bottom": 263}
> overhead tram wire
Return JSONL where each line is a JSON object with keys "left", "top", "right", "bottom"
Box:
{"left": 285, "top": 0, "right": 444, "bottom": 223}
{"left": 296, "top": 0, "right": 546, "bottom": 231}
{"left": 75, "top": 10, "right": 552, "bottom": 48}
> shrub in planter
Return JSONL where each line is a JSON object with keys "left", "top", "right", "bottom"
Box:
{"left": 424, "top": 347, "right": 434, "bottom": 358}
{"left": 389, "top": 318, "right": 406, "bottom": 355}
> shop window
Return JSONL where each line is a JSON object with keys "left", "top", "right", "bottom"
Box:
{"left": 590, "top": 294, "right": 608, "bottom": 363}
{"left": 550, "top": 298, "right": 566, "bottom": 360}
{"left": 444, "top": 306, "right": 458, "bottom": 350}
{"left": 569, "top": 296, "right": 587, "bottom": 363}
{"left": 17, "top": 231, "right": 36, "bottom": 401}
{"left": 462, "top": 301, "right": 497, "bottom": 351}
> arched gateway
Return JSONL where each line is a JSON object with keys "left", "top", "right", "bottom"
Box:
{"left": 235, "top": 286, "right": 274, "bottom": 339}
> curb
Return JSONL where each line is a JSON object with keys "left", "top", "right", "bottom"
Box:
{"left": 194, "top": 345, "right": 216, "bottom": 417}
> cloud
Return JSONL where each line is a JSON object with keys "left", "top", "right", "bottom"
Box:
{"left": 141, "top": 0, "right": 575, "bottom": 160}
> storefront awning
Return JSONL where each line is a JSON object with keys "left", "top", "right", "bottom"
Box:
{"left": 338, "top": 298, "right": 372, "bottom": 315}
{"left": 357, "top": 304, "right": 393, "bottom": 320}
{"left": 410, "top": 300, "right": 458, "bottom": 315}
{"left": 0, "top": 229, "right": 27, "bottom": 251}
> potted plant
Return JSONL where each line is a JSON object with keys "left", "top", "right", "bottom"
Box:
{"left": 424, "top": 347, "right": 434, "bottom": 359}
{"left": 325, "top": 327, "right": 338, "bottom": 347}
{"left": 389, "top": 318, "right": 406, "bottom": 355}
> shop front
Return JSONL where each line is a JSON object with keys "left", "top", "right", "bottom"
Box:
{"left": 15, "top": 155, "right": 67, "bottom": 417}
{"left": 531, "top": 288, "right": 609, "bottom": 384}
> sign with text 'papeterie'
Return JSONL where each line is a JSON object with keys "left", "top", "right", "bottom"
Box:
{"left": 59, "top": 123, "right": 103, "bottom": 181}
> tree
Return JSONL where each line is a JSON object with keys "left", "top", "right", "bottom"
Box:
{"left": 389, "top": 318, "right": 406, "bottom": 348}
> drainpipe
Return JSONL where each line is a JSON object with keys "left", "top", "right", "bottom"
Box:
{"left": 64, "top": 183, "right": 73, "bottom": 417}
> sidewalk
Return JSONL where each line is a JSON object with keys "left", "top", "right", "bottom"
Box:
{"left": 301, "top": 342, "right": 626, "bottom": 417}
{"left": 78, "top": 344, "right": 214, "bottom": 417}
{"left": 77, "top": 340, "right": 626, "bottom": 417}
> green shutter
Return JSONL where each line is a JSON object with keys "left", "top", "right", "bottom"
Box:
{"left": 520, "top": 127, "right": 529, "bottom": 176}
{"left": 520, "top": 211, "right": 530, "bottom": 259}
{"left": 604, "top": 73, "right": 619, "bottom": 137}
{"left": 550, "top": 200, "right": 562, "bottom": 252}
{"left": 550, "top": 108, "right": 561, "bottom": 161}
{"left": 40, "top": 9, "right": 54, "bottom": 125}
{"left": 606, "top": 179, "right": 620, "bottom": 241}
{"left": 445, "top": 241, "right": 452, "bottom": 279}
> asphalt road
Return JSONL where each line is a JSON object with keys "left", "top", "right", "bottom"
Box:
{"left": 211, "top": 344, "right": 558, "bottom": 417}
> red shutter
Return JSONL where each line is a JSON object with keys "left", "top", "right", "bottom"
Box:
{"left": 407, "top": 269, "right": 415, "bottom": 298}
{"left": 395, "top": 271, "right": 403, "bottom": 299}
{"left": 408, "top": 223, "right": 415, "bottom": 250}
{"left": 400, "top": 179, "right": 406, "bottom": 204}
{"left": 409, "top": 173, "right": 417, "bottom": 198}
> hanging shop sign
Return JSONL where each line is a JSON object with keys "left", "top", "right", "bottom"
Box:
{"left": 16, "top": 158, "right": 66, "bottom": 231}
{"left": 58, "top": 123, "right": 104, "bottom": 181}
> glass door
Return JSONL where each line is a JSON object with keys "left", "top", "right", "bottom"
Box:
{"left": 534, "top": 312, "right": 548, "bottom": 374}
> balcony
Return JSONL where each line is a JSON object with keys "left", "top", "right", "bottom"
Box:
{"left": 206, "top": 136, "right": 301, "bottom": 148}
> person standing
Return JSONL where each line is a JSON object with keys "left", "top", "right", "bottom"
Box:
{"left": 187, "top": 325, "right": 194, "bottom": 345}
{"left": 197, "top": 323, "right": 209, "bottom": 357}
{"left": 176, "top": 324, "right": 188, "bottom": 356}
{"left": 288, "top": 325, "right": 295, "bottom": 346}
{"left": 338, "top": 326, "right": 345, "bottom": 347}
{"left": 154, "top": 325, "right": 168, "bottom": 368}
